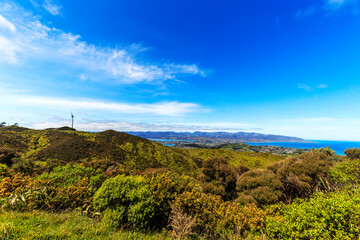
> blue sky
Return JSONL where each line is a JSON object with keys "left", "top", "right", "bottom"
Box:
{"left": 1, "top": 0, "right": 360, "bottom": 140}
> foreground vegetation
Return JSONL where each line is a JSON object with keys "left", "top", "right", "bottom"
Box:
{"left": 1, "top": 127, "right": 360, "bottom": 239}
{"left": 0, "top": 210, "right": 173, "bottom": 240}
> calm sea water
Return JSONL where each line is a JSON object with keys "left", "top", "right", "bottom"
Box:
{"left": 148, "top": 138, "right": 360, "bottom": 155}
{"left": 246, "top": 140, "right": 360, "bottom": 155}
{"left": 148, "top": 139, "right": 195, "bottom": 142}
{"left": 148, "top": 138, "right": 195, "bottom": 147}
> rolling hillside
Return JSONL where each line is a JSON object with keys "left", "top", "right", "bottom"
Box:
{"left": 0, "top": 127, "right": 284, "bottom": 175}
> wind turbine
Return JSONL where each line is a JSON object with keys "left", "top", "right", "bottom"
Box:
{"left": 71, "top": 111, "right": 74, "bottom": 129}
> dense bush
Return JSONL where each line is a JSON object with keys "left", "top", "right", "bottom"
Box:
{"left": 146, "top": 171, "right": 199, "bottom": 228}
{"left": 266, "top": 191, "right": 360, "bottom": 239}
{"left": 173, "top": 191, "right": 266, "bottom": 238}
{"left": 93, "top": 175, "right": 156, "bottom": 229}
{"left": 330, "top": 158, "right": 360, "bottom": 188}
{"left": 37, "top": 164, "right": 107, "bottom": 189}
{"left": 267, "top": 150, "right": 334, "bottom": 202}
{"left": 344, "top": 148, "right": 360, "bottom": 160}
{"left": 200, "top": 156, "right": 249, "bottom": 201}
{"left": 0, "top": 163, "right": 9, "bottom": 179}
{"left": 0, "top": 146, "right": 18, "bottom": 166}
{"left": 82, "top": 159, "right": 124, "bottom": 177}
{"left": 0, "top": 173, "right": 93, "bottom": 212}
{"left": 236, "top": 169, "right": 283, "bottom": 206}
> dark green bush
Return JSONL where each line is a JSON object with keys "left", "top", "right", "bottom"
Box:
{"left": 344, "top": 148, "right": 360, "bottom": 160}
{"left": 236, "top": 169, "right": 283, "bottom": 205}
{"left": 173, "top": 191, "right": 266, "bottom": 238}
{"left": 93, "top": 175, "right": 156, "bottom": 229}
{"left": 12, "top": 160, "right": 35, "bottom": 175}
{"left": 267, "top": 150, "right": 334, "bottom": 202}
{"left": 0, "top": 146, "right": 18, "bottom": 166}
{"left": 200, "top": 156, "right": 248, "bottom": 200}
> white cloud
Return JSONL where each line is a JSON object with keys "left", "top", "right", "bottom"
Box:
{"left": 27, "top": 120, "right": 254, "bottom": 132}
{"left": 0, "top": 14, "right": 15, "bottom": 32}
{"left": 316, "top": 84, "right": 328, "bottom": 88}
{"left": 295, "top": 6, "right": 316, "bottom": 18}
{"left": 42, "top": 0, "right": 61, "bottom": 15}
{"left": 0, "top": 92, "right": 205, "bottom": 117}
{"left": 324, "top": 0, "right": 359, "bottom": 10}
{"left": 298, "top": 83, "right": 328, "bottom": 92}
{"left": 0, "top": 2, "right": 206, "bottom": 84}
{"left": 326, "top": 0, "right": 346, "bottom": 7}
{"left": 298, "top": 84, "right": 313, "bottom": 92}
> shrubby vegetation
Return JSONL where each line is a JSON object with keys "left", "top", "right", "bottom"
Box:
{"left": 266, "top": 191, "right": 360, "bottom": 239}
{"left": 1, "top": 128, "right": 360, "bottom": 239}
{"left": 93, "top": 175, "right": 156, "bottom": 229}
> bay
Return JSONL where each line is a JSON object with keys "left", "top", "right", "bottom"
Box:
{"left": 246, "top": 140, "right": 360, "bottom": 155}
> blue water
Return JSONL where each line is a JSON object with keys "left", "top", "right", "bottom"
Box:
{"left": 246, "top": 140, "right": 360, "bottom": 155}
{"left": 149, "top": 139, "right": 195, "bottom": 142}
{"left": 164, "top": 144, "right": 176, "bottom": 147}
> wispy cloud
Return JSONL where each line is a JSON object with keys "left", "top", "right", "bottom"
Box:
{"left": 295, "top": 0, "right": 359, "bottom": 18}
{"left": 295, "top": 6, "right": 317, "bottom": 18}
{"left": 298, "top": 84, "right": 313, "bottom": 92}
{"left": 316, "top": 84, "right": 328, "bottom": 88}
{"left": 28, "top": 120, "right": 255, "bottom": 132}
{"left": 0, "top": 14, "right": 15, "bottom": 32}
{"left": 0, "top": 93, "right": 205, "bottom": 117}
{"left": 0, "top": 2, "right": 206, "bottom": 84}
{"left": 298, "top": 83, "right": 328, "bottom": 92}
{"left": 42, "top": 0, "right": 61, "bottom": 16}
{"left": 324, "top": 0, "right": 355, "bottom": 9}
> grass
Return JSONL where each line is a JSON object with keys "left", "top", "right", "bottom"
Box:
{"left": 0, "top": 210, "right": 174, "bottom": 240}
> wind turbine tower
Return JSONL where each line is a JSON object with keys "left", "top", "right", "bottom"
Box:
{"left": 71, "top": 112, "right": 74, "bottom": 129}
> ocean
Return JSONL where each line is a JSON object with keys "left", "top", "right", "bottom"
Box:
{"left": 246, "top": 140, "right": 360, "bottom": 155}
{"left": 148, "top": 138, "right": 360, "bottom": 155}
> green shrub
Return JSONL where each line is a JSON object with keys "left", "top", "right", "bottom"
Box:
{"left": 12, "top": 160, "right": 35, "bottom": 175}
{"left": 37, "top": 164, "right": 107, "bottom": 189}
{"left": 146, "top": 171, "right": 199, "bottom": 228}
{"left": 93, "top": 175, "right": 155, "bottom": 229}
{"left": 312, "top": 146, "right": 335, "bottom": 156}
{"left": 0, "top": 164, "right": 9, "bottom": 179}
{"left": 236, "top": 169, "right": 283, "bottom": 206}
{"left": 266, "top": 191, "right": 360, "bottom": 239}
{"left": 330, "top": 158, "right": 360, "bottom": 187}
{"left": 344, "top": 148, "right": 360, "bottom": 160}
{"left": 267, "top": 150, "right": 334, "bottom": 202}
{"left": 0, "top": 146, "right": 18, "bottom": 166}
{"left": 200, "top": 156, "right": 248, "bottom": 201}
{"left": 173, "top": 191, "right": 266, "bottom": 238}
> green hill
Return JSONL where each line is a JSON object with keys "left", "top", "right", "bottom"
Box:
{"left": 0, "top": 127, "right": 285, "bottom": 175}
{"left": 0, "top": 128, "right": 199, "bottom": 175}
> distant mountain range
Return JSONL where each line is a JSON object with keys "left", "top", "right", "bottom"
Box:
{"left": 126, "top": 131, "right": 308, "bottom": 143}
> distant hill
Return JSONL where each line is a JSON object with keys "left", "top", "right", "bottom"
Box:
{"left": 127, "top": 131, "right": 307, "bottom": 143}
